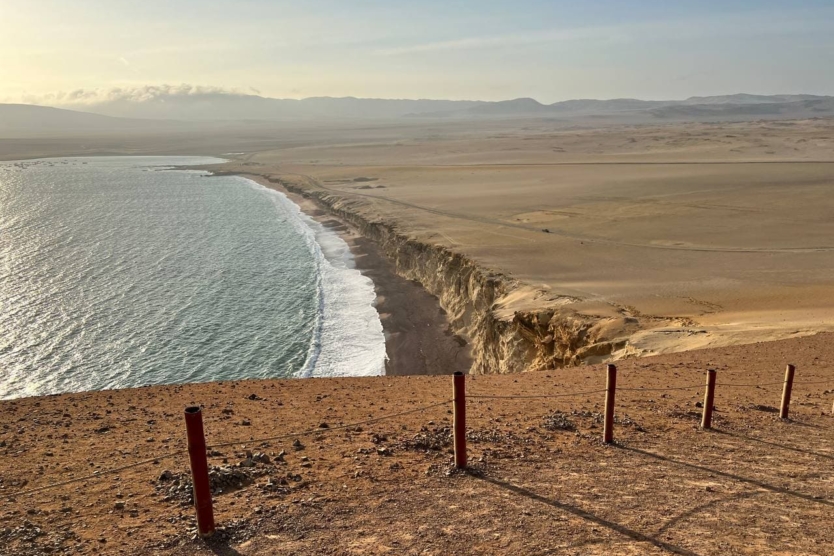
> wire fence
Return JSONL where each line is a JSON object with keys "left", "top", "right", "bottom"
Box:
{"left": 468, "top": 389, "right": 608, "bottom": 400}
{"left": 208, "top": 400, "right": 450, "bottom": 449}
{"left": 5, "top": 400, "right": 451, "bottom": 500}
{"left": 5, "top": 366, "right": 832, "bottom": 505}
{"left": 9, "top": 450, "right": 187, "bottom": 498}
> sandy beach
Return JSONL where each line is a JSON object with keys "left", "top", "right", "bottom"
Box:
{"left": 243, "top": 174, "right": 471, "bottom": 377}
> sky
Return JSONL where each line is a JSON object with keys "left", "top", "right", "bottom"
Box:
{"left": 1, "top": 0, "right": 834, "bottom": 104}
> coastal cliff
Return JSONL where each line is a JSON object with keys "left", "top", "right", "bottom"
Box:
{"left": 256, "top": 174, "right": 628, "bottom": 374}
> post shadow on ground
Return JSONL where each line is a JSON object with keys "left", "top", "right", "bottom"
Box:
{"left": 655, "top": 491, "right": 762, "bottom": 535}
{"left": 205, "top": 538, "right": 243, "bottom": 556}
{"left": 617, "top": 445, "right": 833, "bottom": 508}
{"left": 779, "top": 418, "right": 825, "bottom": 429}
{"left": 474, "top": 474, "right": 703, "bottom": 556}
{"left": 714, "top": 429, "right": 834, "bottom": 461}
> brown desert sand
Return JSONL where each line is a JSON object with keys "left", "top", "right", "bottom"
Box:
{"left": 208, "top": 118, "right": 834, "bottom": 369}
{"left": 1, "top": 333, "right": 833, "bottom": 554}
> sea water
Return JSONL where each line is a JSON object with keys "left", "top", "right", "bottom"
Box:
{"left": 0, "top": 156, "right": 386, "bottom": 399}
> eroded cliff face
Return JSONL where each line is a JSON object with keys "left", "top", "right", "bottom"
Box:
{"left": 274, "top": 177, "right": 625, "bottom": 374}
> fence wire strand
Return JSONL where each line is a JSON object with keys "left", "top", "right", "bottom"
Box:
{"left": 8, "top": 400, "right": 452, "bottom": 500}
{"left": 719, "top": 381, "right": 787, "bottom": 388}
{"left": 8, "top": 449, "right": 186, "bottom": 499}
{"left": 619, "top": 384, "right": 703, "bottom": 392}
{"left": 207, "top": 399, "right": 451, "bottom": 449}
{"left": 467, "top": 389, "right": 608, "bottom": 400}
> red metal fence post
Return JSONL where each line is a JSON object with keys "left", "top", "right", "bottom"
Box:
{"left": 603, "top": 364, "right": 617, "bottom": 444}
{"left": 184, "top": 406, "right": 215, "bottom": 538}
{"left": 780, "top": 364, "right": 796, "bottom": 419}
{"left": 453, "top": 372, "right": 467, "bottom": 469}
{"left": 701, "top": 369, "right": 717, "bottom": 429}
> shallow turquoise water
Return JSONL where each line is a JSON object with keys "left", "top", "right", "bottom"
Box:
{"left": 0, "top": 156, "right": 385, "bottom": 399}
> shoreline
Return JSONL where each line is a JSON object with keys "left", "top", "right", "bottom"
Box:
{"left": 241, "top": 173, "right": 472, "bottom": 377}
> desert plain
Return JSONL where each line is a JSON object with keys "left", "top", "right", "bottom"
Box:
{"left": 208, "top": 117, "right": 834, "bottom": 362}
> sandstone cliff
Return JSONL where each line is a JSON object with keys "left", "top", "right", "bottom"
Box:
{"left": 259, "top": 174, "right": 631, "bottom": 374}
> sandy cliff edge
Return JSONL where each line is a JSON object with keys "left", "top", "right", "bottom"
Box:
{"left": 215, "top": 168, "right": 635, "bottom": 375}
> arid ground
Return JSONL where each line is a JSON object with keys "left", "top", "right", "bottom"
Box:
{"left": 2, "top": 333, "right": 833, "bottom": 555}
{"left": 212, "top": 117, "right": 834, "bottom": 361}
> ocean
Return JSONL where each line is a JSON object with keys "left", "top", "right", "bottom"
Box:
{"left": 0, "top": 156, "right": 386, "bottom": 400}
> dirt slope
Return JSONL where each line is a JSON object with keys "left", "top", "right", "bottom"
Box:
{"left": 2, "top": 333, "right": 833, "bottom": 555}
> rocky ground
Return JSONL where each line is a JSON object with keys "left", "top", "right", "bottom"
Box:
{"left": 1, "top": 333, "right": 833, "bottom": 555}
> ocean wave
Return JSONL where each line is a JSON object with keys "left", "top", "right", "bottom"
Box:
{"left": 244, "top": 179, "right": 387, "bottom": 378}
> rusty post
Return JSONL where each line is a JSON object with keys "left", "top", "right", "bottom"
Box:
{"left": 184, "top": 406, "right": 215, "bottom": 538}
{"left": 780, "top": 364, "right": 796, "bottom": 419}
{"left": 603, "top": 364, "right": 617, "bottom": 444}
{"left": 701, "top": 369, "right": 717, "bottom": 429}
{"left": 453, "top": 372, "right": 467, "bottom": 469}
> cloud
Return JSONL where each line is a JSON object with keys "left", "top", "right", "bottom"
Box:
{"left": 377, "top": 10, "right": 834, "bottom": 57}
{"left": 377, "top": 26, "right": 625, "bottom": 56}
{"left": 24, "top": 84, "right": 246, "bottom": 106}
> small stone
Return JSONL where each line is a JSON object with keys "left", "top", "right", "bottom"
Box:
{"left": 240, "top": 420, "right": 251, "bottom": 426}
{"left": 292, "top": 439, "right": 304, "bottom": 451}
{"left": 114, "top": 502, "right": 125, "bottom": 510}
{"left": 695, "top": 401, "right": 704, "bottom": 408}
{"left": 158, "top": 470, "right": 174, "bottom": 482}
{"left": 252, "top": 452, "right": 270, "bottom": 464}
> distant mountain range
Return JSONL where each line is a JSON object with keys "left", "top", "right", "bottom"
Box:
{"left": 0, "top": 104, "right": 154, "bottom": 132}
{"left": 407, "top": 94, "right": 834, "bottom": 119}
{"left": 54, "top": 94, "right": 488, "bottom": 122}
{"left": 2, "top": 92, "right": 833, "bottom": 137}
